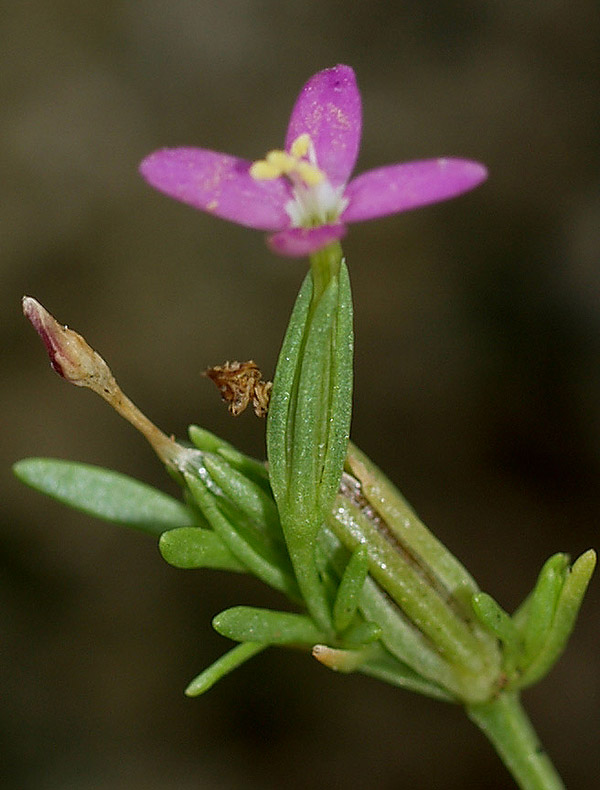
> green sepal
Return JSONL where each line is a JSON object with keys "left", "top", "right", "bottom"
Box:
{"left": 279, "top": 276, "right": 339, "bottom": 522}
{"left": 183, "top": 472, "right": 299, "bottom": 599}
{"left": 213, "top": 606, "right": 326, "bottom": 647}
{"left": 319, "top": 522, "right": 475, "bottom": 701}
{"left": 13, "top": 458, "right": 196, "bottom": 535}
{"left": 344, "top": 443, "right": 479, "bottom": 612}
{"left": 333, "top": 545, "right": 369, "bottom": 632}
{"left": 159, "top": 527, "right": 247, "bottom": 572}
{"left": 266, "top": 270, "right": 313, "bottom": 505}
{"left": 185, "top": 642, "right": 267, "bottom": 697}
{"left": 328, "top": 494, "right": 491, "bottom": 678}
{"left": 317, "top": 260, "right": 353, "bottom": 517}
{"left": 517, "top": 549, "right": 596, "bottom": 689}
{"left": 267, "top": 260, "right": 353, "bottom": 632}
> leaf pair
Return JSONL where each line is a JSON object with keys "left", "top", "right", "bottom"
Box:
{"left": 472, "top": 549, "right": 596, "bottom": 689}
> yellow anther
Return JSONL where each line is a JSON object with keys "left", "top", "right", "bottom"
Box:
{"left": 250, "top": 136, "right": 325, "bottom": 187}
{"left": 295, "top": 160, "right": 324, "bottom": 186}
{"left": 249, "top": 160, "right": 281, "bottom": 180}
{"left": 265, "top": 150, "right": 295, "bottom": 173}
{"left": 290, "top": 133, "right": 312, "bottom": 159}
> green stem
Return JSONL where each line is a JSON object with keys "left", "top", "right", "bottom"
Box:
{"left": 467, "top": 692, "right": 565, "bottom": 790}
{"left": 309, "top": 241, "right": 343, "bottom": 301}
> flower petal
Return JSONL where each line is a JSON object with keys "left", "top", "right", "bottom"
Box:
{"left": 285, "top": 65, "right": 361, "bottom": 188}
{"left": 139, "top": 148, "right": 292, "bottom": 231}
{"left": 341, "top": 158, "right": 488, "bottom": 223}
{"left": 267, "top": 225, "right": 347, "bottom": 257}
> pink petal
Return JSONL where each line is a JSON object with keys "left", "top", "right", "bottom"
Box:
{"left": 139, "top": 148, "right": 292, "bottom": 231}
{"left": 267, "top": 225, "right": 347, "bottom": 257}
{"left": 285, "top": 65, "right": 361, "bottom": 189}
{"left": 341, "top": 158, "right": 488, "bottom": 223}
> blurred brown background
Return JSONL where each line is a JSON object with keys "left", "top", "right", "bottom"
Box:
{"left": 2, "top": 2, "right": 599, "bottom": 788}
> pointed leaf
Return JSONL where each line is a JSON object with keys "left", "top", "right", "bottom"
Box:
{"left": 513, "top": 553, "right": 568, "bottom": 668}
{"left": 14, "top": 458, "right": 195, "bottom": 535}
{"left": 333, "top": 544, "right": 369, "bottom": 632}
{"left": 185, "top": 642, "right": 267, "bottom": 696}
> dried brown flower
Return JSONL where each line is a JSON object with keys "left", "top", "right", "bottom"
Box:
{"left": 204, "top": 360, "right": 272, "bottom": 417}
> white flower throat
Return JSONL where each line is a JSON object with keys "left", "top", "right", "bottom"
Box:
{"left": 250, "top": 133, "right": 347, "bottom": 228}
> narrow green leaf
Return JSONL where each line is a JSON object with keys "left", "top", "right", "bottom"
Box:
{"left": 513, "top": 553, "right": 568, "bottom": 668}
{"left": 213, "top": 606, "right": 325, "bottom": 646}
{"left": 185, "top": 642, "right": 267, "bottom": 696}
{"left": 14, "top": 458, "right": 195, "bottom": 535}
{"left": 188, "top": 424, "right": 234, "bottom": 454}
{"left": 159, "top": 527, "right": 247, "bottom": 572}
{"left": 472, "top": 592, "right": 521, "bottom": 674}
{"left": 202, "top": 453, "right": 283, "bottom": 544}
{"left": 333, "top": 544, "right": 369, "bottom": 632}
{"left": 518, "top": 549, "right": 596, "bottom": 689}
{"left": 184, "top": 472, "right": 299, "bottom": 599}
{"left": 188, "top": 425, "right": 270, "bottom": 492}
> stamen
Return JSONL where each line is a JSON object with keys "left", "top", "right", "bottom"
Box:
{"left": 249, "top": 160, "right": 281, "bottom": 180}
{"left": 250, "top": 136, "right": 324, "bottom": 188}
{"left": 290, "top": 133, "right": 311, "bottom": 159}
{"left": 295, "top": 161, "right": 324, "bottom": 186}
{"left": 265, "top": 150, "right": 295, "bottom": 173}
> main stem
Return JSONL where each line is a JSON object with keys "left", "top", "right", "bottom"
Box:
{"left": 467, "top": 692, "right": 565, "bottom": 790}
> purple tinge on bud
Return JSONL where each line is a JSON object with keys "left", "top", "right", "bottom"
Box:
{"left": 22, "top": 296, "right": 66, "bottom": 378}
{"left": 22, "top": 295, "right": 116, "bottom": 393}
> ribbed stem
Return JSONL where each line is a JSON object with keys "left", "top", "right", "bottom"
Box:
{"left": 467, "top": 692, "right": 565, "bottom": 790}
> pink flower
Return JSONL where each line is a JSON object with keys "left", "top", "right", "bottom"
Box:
{"left": 140, "top": 65, "right": 487, "bottom": 257}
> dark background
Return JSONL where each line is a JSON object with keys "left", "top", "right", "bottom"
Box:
{"left": 2, "top": 2, "right": 599, "bottom": 788}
